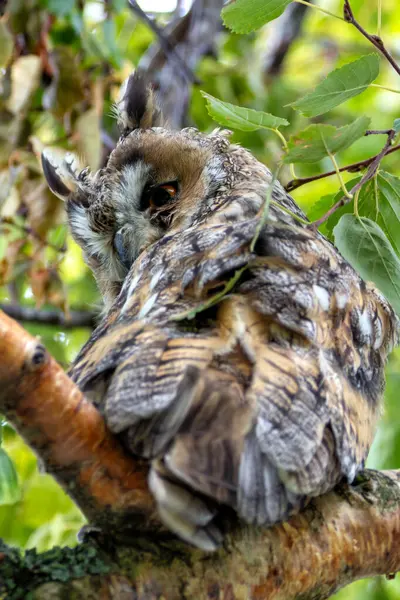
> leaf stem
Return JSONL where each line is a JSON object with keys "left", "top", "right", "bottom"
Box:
{"left": 250, "top": 165, "right": 281, "bottom": 252}
{"left": 370, "top": 84, "right": 400, "bottom": 95}
{"left": 272, "top": 128, "right": 288, "bottom": 149}
{"left": 293, "top": 0, "right": 345, "bottom": 22}
{"left": 272, "top": 128, "right": 298, "bottom": 179}
{"left": 325, "top": 146, "right": 353, "bottom": 199}
{"left": 270, "top": 200, "right": 310, "bottom": 226}
{"left": 353, "top": 188, "right": 361, "bottom": 217}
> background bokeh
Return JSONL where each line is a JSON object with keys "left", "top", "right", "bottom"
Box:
{"left": 0, "top": 1, "right": 399, "bottom": 597}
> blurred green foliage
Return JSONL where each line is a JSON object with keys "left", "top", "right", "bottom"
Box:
{"left": 1, "top": 0, "right": 400, "bottom": 597}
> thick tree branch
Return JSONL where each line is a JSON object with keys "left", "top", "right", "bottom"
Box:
{"left": 263, "top": 1, "right": 312, "bottom": 78}
{"left": 0, "top": 309, "right": 158, "bottom": 534}
{"left": 0, "top": 308, "right": 400, "bottom": 599}
{"left": 0, "top": 303, "right": 97, "bottom": 328}
{"left": 136, "top": 0, "right": 224, "bottom": 129}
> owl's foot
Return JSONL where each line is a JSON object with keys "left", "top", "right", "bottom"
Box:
{"left": 149, "top": 464, "right": 223, "bottom": 552}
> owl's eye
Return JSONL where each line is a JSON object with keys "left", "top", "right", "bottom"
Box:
{"left": 141, "top": 182, "right": 178, "bottom": 210}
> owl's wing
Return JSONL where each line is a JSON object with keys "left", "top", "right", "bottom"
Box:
{"left": 69, "top": 213, "right": 398, "bottom": 548}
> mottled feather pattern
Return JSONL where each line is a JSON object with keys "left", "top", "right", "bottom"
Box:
{"left": 42, "top": 72, "right": 398, "bottom": 550}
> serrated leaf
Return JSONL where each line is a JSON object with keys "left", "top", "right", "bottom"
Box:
{"left": 222, "top": 0, "right": 292, "bottom": 33}
{"left": 333, "top": 214, "right": 400, "bottom": 315}
{"left": 290, "top": 54, "right": 380, "bottom": 117}
{"left": 325, "top": 172, "right": 400, "bottom": 255}
{"left": 375, "top": 171, "right": 400, "bottom": 256}
{"left": 0, "top": 20, "right": 13, "bottom": 68}
{"left": 307, "top": 194, "right": 336, "bottom": 223}
{"left": 201, "top": 92, "right": 289, "bottom": 132}
{"left": 0, "top": 447, "right": 20, "bottom": 505}
{"left": 284, "top": 116, "right": 370, "bottom": 164}
{"left": 393, "top": 118, "right": 400, "bottom": 133}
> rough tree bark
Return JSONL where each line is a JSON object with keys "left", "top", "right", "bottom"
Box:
{"left": 133, "top": 0, "right": 224, "bottom": 129}
{"left": 0, "top": 309, "right": 400, "bottom": 599}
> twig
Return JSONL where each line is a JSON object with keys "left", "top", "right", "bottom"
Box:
{"left": 311, "top": 129, "right": 396, "bottom": 229}
{"left": 127, "top": 0, "right": 200, "bottom": 85}
{"left": 286, "top": 142, "right": 400, "bottom": 192}
{"left": 0, "top": 303, "right": 97, "bottom": 329}
{"left": 343, "top": 0, "right": 400, "bottom": 77}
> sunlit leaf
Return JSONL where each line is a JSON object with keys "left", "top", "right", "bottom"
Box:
{"left": 222, "top": 0, "right": 292, "bottom": 33}
{"left": 46, "top": 0, "right": 76, "bottom": 17}
{"left": 284, "top": 117, "right": 370, "bottom": 164}
{"left": 42, "top": 48, "right": 85, "bottom": 117}
{"left": 0, "top": 20, "right": 13, "bottom": 68}
{"left": 333, "top": 214, "right": 400, "bottom": 315}
{"left": 75, "top": 108, "right": 102, "bottom": 171}
{"left": 325, "top": 172, "right": 400, "bottom": 256}
{"left": 376, "top": 171, "right": 400, "bottom": 256}
{"left": 289, "top": 55, "right": 380, "bottom": 117}
{"left": 6, "top": 55, "right": 42, "bottom": 115}
{"left": 393, "top": 118, "right": 400, "bottom": 133}
{"left": 202, "top": 92, "right": 289, "bottom": 131}
{"left": 0, "top": 448, "right": 20, "bottom": 505}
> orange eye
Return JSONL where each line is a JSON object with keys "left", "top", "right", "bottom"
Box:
{"left": 148, "top": 183, "right": 178, "bottom": 208}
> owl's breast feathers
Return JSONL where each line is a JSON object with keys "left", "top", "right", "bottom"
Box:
{"left": 69, "top": 190, "right": 398, "bottom": 549}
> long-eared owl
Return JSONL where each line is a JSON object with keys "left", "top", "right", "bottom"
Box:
{"left": 42, "top": 73, "right": 398, "bottom": 551}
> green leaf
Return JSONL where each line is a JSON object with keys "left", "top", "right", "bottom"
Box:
{"left": 326, "top": 172, "right": 400, "bottom": 255}
{"left": 333, "top": 214, "right": 400, "bottom": 315}
{"left": 283, "top": 116, "right": 370, "bottom": 164}
{"left": 44, "top": 0, "right": 76, "bottom": 17}
{"left": 201, "top": 92, "right": 289, "bottom": 132}
{"left": 289, "top": 54, "right": 380, "bottom": 117}
{"left": 222, "top": 0, "right": 292, "bottom": 34}
{"left": 393, "top": 118, "right": 400, "bottom": 133}
{"left": 0, "top": 448, "right": 20, "bottom": 505}
{"left": 375, "top": 171, "right": 400, "bottom": 256}
{"left": 0, "top": 20, "right": 13, "bottom": 68}
{"left": 307, "top": 194, "right": 336, "bottom": 223}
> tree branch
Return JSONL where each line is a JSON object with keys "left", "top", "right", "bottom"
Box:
{"left": 136, "top": 0, "right": 224, "bottom": 129}
{"left": 128, "top": 0, "right": 200, "bottom": 85}
{"left": 310, "top": 129, "right": 396, "bottom": 228}
{"left": 286, "top": 141, "right": 400, "bottom": 192}
{"left": 262, "top": 1, "right": 312, "bottom": 78}
{"left": 343, "top": 0, "right": 400, "bottom": 77}
{"left": 0, "top": 303, "right": 97, "bottom": 328}
{"left": 1, "top": 308, "right": 400, "bottom": 599}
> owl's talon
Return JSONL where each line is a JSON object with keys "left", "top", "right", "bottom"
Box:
{"left": 157, "top": 506, "right": 222, "bottom": 552}
{"left": 149, "top": 467, "right": 217, "bottom": 527}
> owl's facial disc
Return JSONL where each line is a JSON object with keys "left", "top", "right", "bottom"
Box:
{"left": 112, "top": 172, "right": 179, "bottom": 269}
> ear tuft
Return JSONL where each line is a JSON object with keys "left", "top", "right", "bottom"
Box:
{"left": 116, "top": 71, "right": 164, "bottom": 133}
{"left": 41, "top": 150, "right": 82, "bottom": 201}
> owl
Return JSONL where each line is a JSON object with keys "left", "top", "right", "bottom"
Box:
{"left": 42, "top": 73, "right": 398, "bottom": 551}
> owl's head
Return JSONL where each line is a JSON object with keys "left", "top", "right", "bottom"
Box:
{"left": 42, "top": 73, "right": 265, "bottom": 307}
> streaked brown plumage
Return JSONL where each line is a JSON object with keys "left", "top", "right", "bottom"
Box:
{"left": 42, "top": 72, "right": 398, "bottom": 551}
